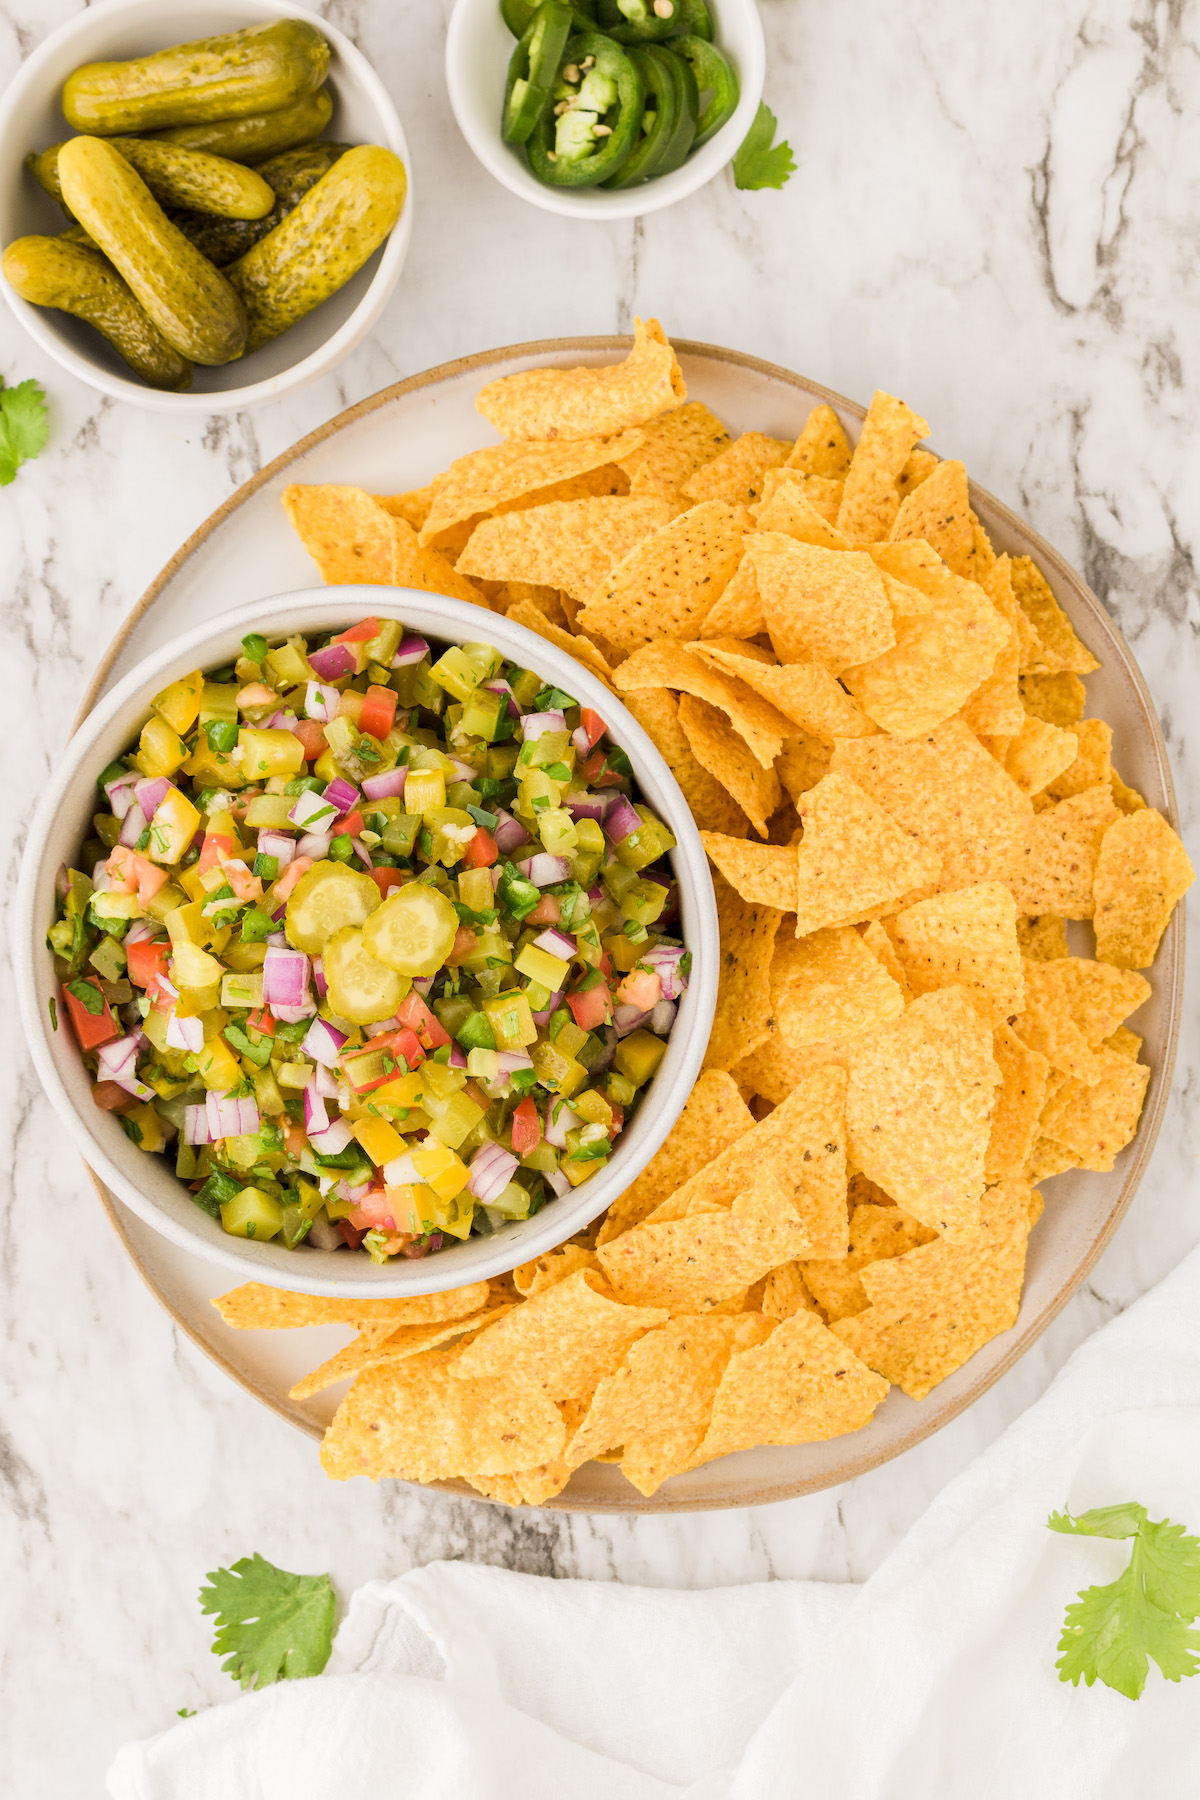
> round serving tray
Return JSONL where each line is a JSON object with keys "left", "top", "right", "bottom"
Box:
{"left": 75, "top": 337, "right": 1184, "bottom": 1511}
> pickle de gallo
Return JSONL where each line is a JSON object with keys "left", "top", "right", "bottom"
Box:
{"left": 50, "top": 617, "right": 690, "bottom": 1263}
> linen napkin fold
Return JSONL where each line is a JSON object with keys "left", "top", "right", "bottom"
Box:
{"left": 109, "top": 1240, "right": 1200, "bottom": 1800}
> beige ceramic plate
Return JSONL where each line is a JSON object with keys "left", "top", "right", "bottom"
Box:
{"left": 76, "top": 338, "right": 1184, "bottom": 1511}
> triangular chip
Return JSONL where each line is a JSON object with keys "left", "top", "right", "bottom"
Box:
{"left": 418, "top": 433, "right": 639, "bottom": 545}
{"left": 512, "top": 1244, "right": 600, "bottom": 1297}
{"left": 679, "top": 431, "right": 791, "bottom": 505}
{"left": 845, "top": 988, "right": 1000, "bottom": 1239}
{"left": 614, "top": 400, "right": 732, "bottom": 491}
{"left": 503, "top": 601, "right": 615, "bottom": 685}
{"left": 700, "top": 832, "right": 798, "bottom": 910}
{"left": 282, "top": 484, "right": 486, "bottom": 604}
{"left": 1011, "top": 957, "right": 1105, "bottom": 1084}
{"left": 771, "top": 925, "right": 905, "bottom": 1048}
{"left": 1043, "top": 719, "right": 1112, "bottom": 802}
{"left": 1003, "top": 715, "right": 1079, "bottom": 796}
{"left": 212, "top": 1281, "right": 490, "bottom": 1331}
{"left": 787, "top": 403, "right": 853, "bottom": 477}
{"left": 1053, "top": 957, "right": 1151, "bottom": 1042}
{"left": 578, "top": 500, "right": 749, "bottom": 653}
{"left": 792, "top": 771, "right": 943, "bottom": 936}
{"left": 887, "top": 457, "right": 973, "bottom": 573}
{"left": 1019, "top": 671, "right": 1086, "bottom": 726}
{"left": 753, "top": 473, "right": 850, "bottom": 547}
{"left": 896, "top": 447, "right": 940, "bottom": 500}
{"left": 885, "top": 882, "right": 1025, "bottom": 1025}
{"left": 1009, "top": 783, "right": 1121, "bottom": 919}
{"left": 689, "top": 640, "right": 875, "bottom": 743}
{"left": 748, "top": 536, "right": 897, "bottom": 671}
{"left": 1038, "top": 1046, "right": 1150, "bottom": 1171}
{"left": 956, "top": 554, "right": 1024, "bottom": 738}
{"left": 289, "top": 1306, "right": 509, "bottom": 1400}
{"left": 760, "top": 1263, "right": 821, "bottom": 1320}
{"left": 697, "top": 1310, "right": 889, "bottom": 1461}
{"left": 678, "top": 693, "right": 780, "bottom": 837}
{"left": 376, "top": 485, "right": 432, "bottom": 531}
{"left": 475, "top": 316, "right": 685, "bottom": 441}
{"left": 731, "top": 1024, "right": 849, "bottom": 1106}
{"left": 702, "top": 872, "right": 783, "bottom": 1072}
{"left": 449, "top": 1271, "right": 667, "bottom": 1398}
{"left": 859, "top": 918, "right": 913, "bottom": 998}
{"left": 799, "top": 1201, "right": 938, "bottom": 1321}
{"left": 1111, "top": 768, "right": 1147, "bottom": 815}
{"left": 831, "top": 1177, "right": 1036, "bottom": 1398}
{"left": 985, "top": 1023, "right": 1051, "bottom": 1179}
{"left": 1009, "top": 555, "right": 1099, "bottom": 674}
{"left": 457, "top": 495, "right": 671, "bottom": 600}
{"left": 835, "top": 390, "right": 930, "bottom": 541}
{"left": 696, "top": 552, "right": 766, "bottom": 638}
{"left": 775, "top": 731, "right": 833, "bottom": 804}
{"left": 1092, "top": 807, "right": 1195, "bottom": 969}
{"left": 614, "top": 639, "right": 794, "bottom": 767}
{"left": 1016, "top": 913, "right": 1070, "bottom": 960}
{"left": 596, "top": 1070, "right": 755, "bottom": 1245}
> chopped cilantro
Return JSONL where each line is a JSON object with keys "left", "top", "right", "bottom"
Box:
{"left": 732, "top": 101, "right": 796, "bottom": 191}
{"left": 0, "top": 377, "right": 49, "bottom": 486}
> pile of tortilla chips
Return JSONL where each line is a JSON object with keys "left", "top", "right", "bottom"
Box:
{"left": 218, "top": 321, "right": 1193, "bottom": 1505}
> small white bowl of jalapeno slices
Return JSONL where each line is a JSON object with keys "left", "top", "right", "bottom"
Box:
{"left": 446, "top": 0, "right": 764, "bottom": 218}
{"left": 0, "top": 0, "right": 413, "bottom": 408}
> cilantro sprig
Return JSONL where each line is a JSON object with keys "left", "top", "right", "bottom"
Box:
{"left": 199, "top": 1553, "right": 337, "bottom": 1690}
{"left": 1049, "top": 1502, "right": 1200, "bottom": 1699}
{"left": 733, "top": 102, "right": 796, "bottom": 193}
{"left": 0, "top": 377, "right": 49, "bottom": 486}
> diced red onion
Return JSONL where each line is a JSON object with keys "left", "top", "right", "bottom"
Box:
{"left": 54, "top": 863, "right": 71, "bottom": 901}
{"left": 614, "top": 1003, "right": 652, "bottom": 1038}
{"left": 266, "top": 932, "right": 288, "bottom": 948}
{"left": 544, "top": 1100, "right": 582, "bottom": 1148}
{"left": 648, "top": 998, "right": 677, "bottom": 1035}
{"left": 97, "top": 1034, "right": 153, "bottom": 1099}
{"left": 493, "top": 809, "right": 532, "bottom": 853}
{"left": 446, "top": 1042, "right": 467, "bottom": 1070}
{"left": 134, "top": 776, "right": 173, "bottom": 819}
{"left": 307, "top": 642, "right": 356, "bottom": 680}
{"left": 545, "top": 1167, "right": 572, "bottom": 1198}
{"left": 256, "top": 829, "right": 296, "bottom": 869}
{"left": 263, "top": 946, "right": 310, "bottom": 1009}
{"left": 154, "top": 971, "right": 179, "bottom": 1003}
{"left": 312, "top": 956, "right": 328, "bottom": 999}
{"left": 91, "top": 861, "right": 111, "bottom": 891}
{"left": 104, "top": 772, "right": 138, "bottom": 819}
{"left": 266, "top": 711, "right": 299, "bottom": 730}
{"left": 532, "top": 989, "right": 563, "bottom": 1028}
{"left": 446, "top": 757, "right": 476, "bottom": 783}
{"left": 361, "top": 766, "right": 408, "bottom": 800}
{"left": 304, "top": 680, "right": 341, "bottom": 722}
{"left": 521, "top": 709, "right": 566, "bottom": 742}
{"left": 588, "top": 1024, "right": 617, "bottom": 1074}
{"left": 345, "top": 1179, "right": 372, "bottom": 1204}
{"left": 308, "top": 1116, "right": 352, "bottom": 1155}
{"left": 565, "top": 791, "right": 609, "bottom": 824}
{"left": 303, "top": 1080, "right": 328, "bottom": 1137}
{"left": 570, "top": 725, "right": 592, "bottom": 757}
{"left": 271, "top": 1000, "right": 316, "bottom": 1024}
{"left": 323, "top": 777, "right": 360, "bottom": 815}
{"left": 468, "top": 1140, "right": 519, "bottom": 1204}
{"left": 483, "top": 678, "right": 520, "bottom": 718}
{"left": 183, "top": 1104, "right": 211, "bottom": 1145}
{"left": 497, "top": 1050, "right": 535, "bottom": 1075}
{"left": 643, "top": 944, "right": 689, "bottom": 1000}
{"left": 165, "top": 1010, "right": 204, "bottom": 1053}
{"left": 302, "top": 1016, "right": 346, "bottom": 1067}
{"left": 516, "top": 853, "right": 571, "bottom": 888}
{"left": 533, "top": 927, "right": 577, "bottom": 959}
{"left": 363, "top": 1016, "right": 403, "bottom": 1041}
{"left": 119, "top": 803, "right": 149, "bottom": 848}
{"left": 349, "top": 837, "right": 373, "bottom": 870}
{"left": 289, "top": 787, "right": 337, "bottom": 830}
{"left": 603, "top": 795, "right": 641, "bottom": 843}
{"left": 206, "top": 1090, "right": 259, "bottom": 1139}
{"left": 124, "top": 919, "right": 160, "bottom": 945}
{"left": 392, "top": 633, "right": 429, "bottom": 668}
{"left": 313, "top": 1061, "right": 340, "bottom": 1100}
{"left": 297, "top": 832, "right": 331, "bottom": 860}
{"left": 412, "top": 976, "right": 434, "bottom": 997}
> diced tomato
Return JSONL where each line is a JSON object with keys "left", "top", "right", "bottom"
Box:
{"left": 511, "top": 1097, "right": 542, "bottom": 1155}
{"left": 446, "top": 926, "right": 478, "bottom": 966}
{"left": 567, "top": 981, "right": 613, "bottom": 1030}
{"left": 334, "top": 616, "right": 381, "bottom": 645}
{"left": 580, "top": 748, "right": 625, "bottom": 788}
{"left": 526, "top": 894, "right": 561, "bottom": 925}
{"left": 580, "top": 708, "right": 606, "bottom": 750}
{"left": 126, "top": 938, "right": 170, "bottom": 989}
{"left": 92, "top": 1080, "right": 136, "bottom": 1113}
{"left": 107, "top": 845, "right": 168, "bottom": 909}
{"left": 461, "top": 827, "right": 498, "bottom": 870}
{"left": 293, "top": 718, "right": 327, "bottom": 761}
{"left": 396, "top": 991, "right": 451, "bottom": 1050}
{"left": 339, "top": 809, "right": 365, "bottom": 839}
{"left": 247, "top": 1007, "right": 276, "bottom": 1039}
{"left": 358, "top": 684, "right": 397, "bottom": 741}
{"left": 349, "top": 1189, "right": 396, "bottom": 1231}
{"left": 63, "top": 978, "right": 119, "bottom": 1052}
{"left": 598, "top": 950, "right": 614, "bottom": 982}
{"left": 223, "top": 858, "right": 263, "bottom": 903}
{"left": 609, "top": 1103, "right": 625, "bottom": 1137}
{"left": 337, "top": 1219, "right": 365, "bottom": 1249}
{"left": 146, "top": 971, "right": 176, "bottom": 1015}
{"left": 198, "top": 831, "right": 235, "bottom": 874}
{"left": 274, "top": 855, "right": 312, "bottom": 902}
{"left": 283, "top": 1120, "right": 307, "bottom": 1156}
{"left": 343, "top": 1028, "right": 424, "bottom": 1088}
{"left": 370, "top": 867, "right": 407, "bottom": 899}
{"left": 615, "top": 966, "right": 662, "bottom": 1010}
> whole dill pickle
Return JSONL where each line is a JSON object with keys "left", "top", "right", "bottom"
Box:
{"left": 1, "top": 235, "right": 193, "bottom": 390}
{"left": 30, "top": 137, "right": 274, "bottom": 219}
{"left": 173, "top": 142, "right": 350, "bottom": 266}
{"left": 152, "top": 88, "right": 333, "bottom": 162}
{"left": 62, "top": 21, "right": 330, "bottom": 136}
{"left": 57, "top": 136, "right": 247, "bottom": 364}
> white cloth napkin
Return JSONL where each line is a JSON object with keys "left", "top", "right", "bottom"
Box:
{"left": 109, "top": 1241, "right": 1200, "bottom": 1800}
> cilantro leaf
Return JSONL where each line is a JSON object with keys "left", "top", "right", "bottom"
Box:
{"left": 199, "top": 1553, "right": 336, "bottom": 1690}
{"left": 0, "top": 378, "right": 49, "bottom": 486}
{"left": 733, "top": 102, "right": 796, "bottom": 193}
{"left": 1049, "top": 1503, "right": 1200, "bottom": 1699}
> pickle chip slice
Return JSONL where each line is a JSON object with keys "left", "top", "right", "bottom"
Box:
{"left": 285, "top": 860, "right": 380, "bottom": 953}
{"left": 362, "top": 883, "right": 458, "bottom": 977}
{"left": 323, "top": 926, "right": 409, "bottom": 1025}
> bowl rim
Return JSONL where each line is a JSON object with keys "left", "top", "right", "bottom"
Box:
{"left": 16, "top": 584, "right": 719, "bottom": 1296}
{"left": 444, "top": 0, "right": 766, "bottom": 220}
{"left": 0, "top": 0, "right": 414, "bottom": 411}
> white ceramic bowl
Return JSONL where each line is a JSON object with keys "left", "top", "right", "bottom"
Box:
{"left": 16, "top": 587, "right": 718, "bottom": 1296}
{"left": 0, "top": 0, "right": 413, "bottom": 411}
{"left": 445, "top": 0, "right": 764, "bottom": 219}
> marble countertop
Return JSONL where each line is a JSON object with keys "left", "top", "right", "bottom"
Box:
{"left": 2, "top": 0, "right": 1197, "bottom": 1789}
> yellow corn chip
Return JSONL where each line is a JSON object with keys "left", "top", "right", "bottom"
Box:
{"left": 845, "top": 988, "right": 1000, "bottom": 1238}
{"left": 799, "top": 1201, "right": 938, "bottom": 1321}
{"left": 787, "top": 403, "right": 853, "bottom": 477}
{"left": 730, "top": 1024, "right": 849, "bottom": 1106}
{"left": 1092, "top": 807, "right": 1195, "bottom": 969}
{"left": 859, "top": 919, "right": 912, "bottom": 997}
{"left": 614, "top": 640, "right": 794, "bottom": 768}
{"left": 282, "top": 484, "right": 487, "bottom": 604}
{"left": 771, "top": 925, "right": 905, "bottom": 1048}
{"left": 1017, "top": 914, "right": 1069, "bottom": 960}
{"left": 956, "top": 555, "right": 1025, "bottom": 737}
{"left": 886, "top": 882, "right": 1024, "bottom": 1025}
{"left": 680, "top": 431, "right": 791, "bottom": 506}
{"left": 1003, "top": 715, "right": 1080, "bottom": 796}
{"left": 418, "top": 433, "right": 640, "bottom": 545}
{"left": 621, "top": 689, "right": 752, "bottom": 836}
{"left": 696, "top": 553, "right": 766, "bottom": 639}
{"left": 896, "top": 446, "right": 940, "bottom": 499}
{"left": 512, "top": 1244, "right": 600, "bottom": 1297}
{"left": 835, "top": 391, "right": 930, "bottom": 541}
{"left": 831, "top": 721, "right": 1034, "bottom": 892}
{"left": 887, "top": 458, "right": 973, "bottom": 574}
{"left": 212, "top": 1281, "right": 491, "bottom": 1331}
{"left": 498, "top": 581, "right": 569, "bottom": 628}
{"left": 753, "top": 472, "right": 850, "bottom": 546}
{"left": 1112, "top": 769, "right": 1147, "bottom": 814}
{"left": 700, "top": 832, "right": 798, "bottom": 910}
{"left": 1104, "top": 1024, "right": 1142, "bottom": 1059}
{"left": 841, "top": 565, "right": 1009, "bottom": 739}
{"left": 985, "top": 1023, "right": 1051, "bottom": 1178}
{"left": 1054, "top": 957, "right": 1151, "bottom": 1042}
{"left": 678, "top": 693, "right": 780, "bottom": 838}
{"left": 503, "top": 601, "right": 615, "bottom": 685}
{"left": 1038, "top": 1046, "right": 1151, "bottom": 1172}
{"left": 578, "top": 501, "right": 749, "bottom": 653}
{"left": 377, "top": 485, "right": 433, "bottom": 531}
{"left": 1010, "top": 556, "right": 1099, "bottom": 674}
{"left": 289, "top": 1308, "right": 508, "bottom": 1401}
{"left": 450, "top": 1271, "right": 668, "bottom": 1398}
{"left": 458, "top": 495, "right": 671, "bottom": 600}
{"left": 615, "top": 399, "right": 732, "bottom": 490}
{"left": 597, "top": 1069, "right": 755, "bottom": 1245}
{"left": 775, "top": 732, "right": 833, "bottom": 804}
{"left": 475, "top": 317, "right": 685, "bottom": 441}
{"left": 703, "top": 872, "right": 783, "bottom": 1071}
{"left": 689, "top": 640, "right": 875, "bottom": 743}
{"left": 760, "top": 1263, "right": 821, "bottom": 1320}
{"left": 1012, "top": 958, "right": 1104, "bottom": 1084}
{"left": 697, "top": 1310, "right": 889, "bottom": 1461}
{"left": 792, "top": 771, "right": 943, "bottom": 936}
{"left": 1044, "top": 719, "right": 1113, "bottom": 802}
{"left": 749, "top": 536, "right": 897, "bottom": 672}
{"left": 1019, "top": 671, "right": 1087, "bottom": 727}
{"left": 1009, "top": 783, "right": 1121, "bottom": 919}
{"left": 832, "top": 1178, "right": 1036, "bottom": 1399}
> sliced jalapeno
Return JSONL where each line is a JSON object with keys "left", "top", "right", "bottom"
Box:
{"left": 667, "top": 35, "right": 738, "bottom": 147}
{"left": 527, "top": 31, "right": 645, "bottom": 187}
{"left": 668, "top": 0, "right": 712, "bottom": 40}
{"left": 652, "top": 43, "right": 698, "bottom": 175}
{"left": 501, "top": 0, "right": 594, "bottom": 35}
{"left": 597, "top": 0, "right": 678, "bottom": 44}
{"left": 603, "top": 45, "right": 679, "bottom": 186}
{"left": 503, "top": 1, "right": 573, "bottom": 144}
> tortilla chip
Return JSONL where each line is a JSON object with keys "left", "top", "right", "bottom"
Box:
{"left": 504, "top": 601, "right": 615, "bottom": 685}
{"left": 887, "top": 458, "right": 973, "bottom": 574}
{"left": 753, "top": 473, "right": 850, "bottom": 548}
{"left": 1003, "top": 715, "right": 1080, "bottom": 796}
{"left": 1053, "top": 957, "right": 1151, "bottom": 1043}
{"left": 1104, "top": 1024, "right": 1142, "bottom": 1059}
{"left": 596, "top": 1070, "right": 755, "bottom": 1244}
{"left": 578, "top": 501, "right": 749, "bottom": 653}
{"left": 450, "top": 1271, "right": 667, "bottom": 1398}
{"left": 841, "top": 562, "right": 1009, "bottom": 738}
{"left": 771, "top": 925, "right": 905, "bottom": 1048}
{"left": 956, "top": 555, "right": 1025, "bottom": 738}
{"left": 512, "top": 1244, "right": 600, "bottom": 1297}
{"left": 320, "top": 1350, "right": 566, "bottom": 1483}
{"left": 282, "top": 484, "right": 486, "bottom": 605}
{"left": 678, "top": 693, "right": 780, "bottom": 837}
{"left": 985, "top": 1023, "right": 1052, "bottom": 1178}
{"left": 1092, "top": 808, "right": 1195, "bottom": 969}
{"left": 799, "top": 1201, "right": 938, "bottom": 1321}
{"left": 749, "top": 536, "right": 897, "bottom": 672}
{"left": 845, "top": 988, "right": 1000, "bottom": 1239}
{"left": 212, "top": 1281, "right": 490, "bottom": 1331}
{"left": 418, "top": 434, "right": 640, "bottom": 546}
{"left": 1011, "top": 959, "right": 1103, "bottom": 1084}
{"left": 1010, "top": 556, "right": 1099, "bottom": 674}
{"left": 1111, "top": 769, "right": 1147, "bottom": 814}
{"left": 703, "top": 872, "right": 783, "bottom": 1071}
{"left": 377, "top": 485, "right": 433, "bottom": 531}
{"left": 457, "top": 495, "right": 671, "bottom": 601}
{"left": 1009, "top": 783, "right": 1121, "bottom": 919}
{"left": 498, "top": 581, "right": 570, "bottom": 628}
{"left": 1019, "top": 671, "right": 1087, "bottom": 727}
{"left": 679, "top": 432, "right": 791, "bottom": 506}
{"left": 475, "top": 317, "right": 685, "bottom": 441}
{"left": 792, "top": 771, "right": 943, "bottom": 936}
{"left": 859, "top": 919, "right": 912, "bottom": 997}
{"left": 896, "top": 447, "right": 940, "bottom": 499}
{"left": 832, "top": 1178, "right": 1035, "bottom": 1399}
{"left": 1017, "top": 914, "right": 1069, "bottom": 960}
{"left": 697, "top": 1310, "right": 889, "bottom": 1461}
{"left": 731, "top": 1024, "right": 849, "bottom": 1106}
{"left": 289, "top": 1307, "right": 507, "bottom": 1400}
{"left": 835, "top": 391, "right": 930, "bottom": 541}
{"left": 831, "top": 721, "right": 1034, "bottom": 892}
{"left": 760, "top": 1263, "right": 821, "bottom": 1320}
{"left": 1038, "top": 1046, "right": 1151, "bottom": 1172}
{"left": 886, "top": 882, "right": 1024, "bottom": 1025}
{"left": 689, "top": 640, "right": 875, "bottom": 743}
{"left": 1044, "top": 719, "right": 1113, "bottom": 802}
{"left": 615, "top": 640, "right": 794, "bottom": 768}
{"left": 1024, "top": 1137, "right": 1077, "bottom": 1182}
{"left": 700, "top": 832, "right": 798, "bottom": 911}
{"left": 615, "top": 399, "right": 732, "bottom": 491}
{"left": 696, "top": 553, "right": 767, "bottom": 639}
{"left": 787, "top": 403, "right": 853, "bottom": 477}
{"left": 775, "top": 732, "right": 833, "bottom": 803}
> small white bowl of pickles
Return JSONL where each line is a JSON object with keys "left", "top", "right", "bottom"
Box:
{"left": 0, "top": 0, "right": 413, "bottom": 409}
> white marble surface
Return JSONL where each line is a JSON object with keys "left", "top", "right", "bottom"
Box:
{"left": 2, "top": 0, "right": 1198, "bottom": 1790}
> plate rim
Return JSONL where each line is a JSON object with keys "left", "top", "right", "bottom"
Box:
{"left": 75, "top": 335, "right": 1185, "bottom": 1512}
